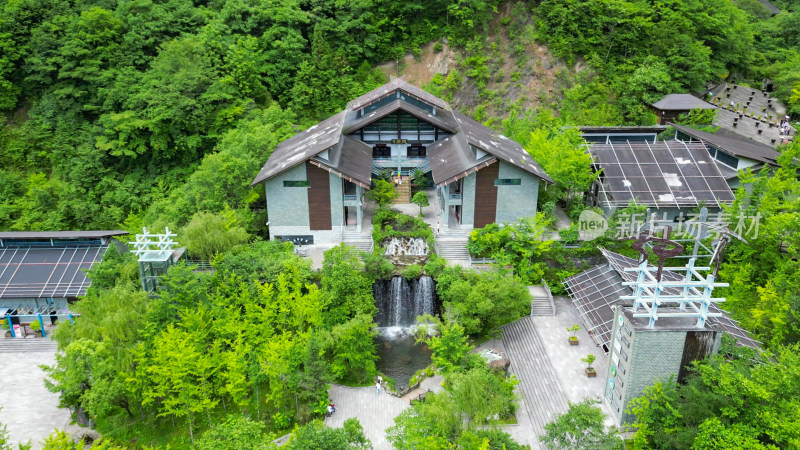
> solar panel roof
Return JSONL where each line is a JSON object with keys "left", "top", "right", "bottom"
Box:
{"left": 590, "top": 141, "right": 736, "bottom": 208}
{"left": 0, "top": 245, "right": 107, "bottom": 299}
{"left": 564, "top": 248, "right": 761, "bottom": 351}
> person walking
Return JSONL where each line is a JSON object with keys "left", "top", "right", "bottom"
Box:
{"left": 376, "top": 381, "right": 381, "bottom": 396}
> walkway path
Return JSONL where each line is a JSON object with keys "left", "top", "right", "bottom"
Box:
{"left": 501, "top": 316, "right": 570, "bottom": 446}
{"left": 0, "top": 337, "right": 71, "bottom": 449}
{"left": 324, "top": 375, "right": 444, "bottom": 450}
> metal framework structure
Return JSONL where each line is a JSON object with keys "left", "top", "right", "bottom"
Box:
{"left": 590, "top": 141, "right": 735, "bottom": 209}
{"left": 621, "top": 258, "right": 727, "bottom": 328}
{"left": 564, "top": 209, "right": 760, "bottom": 350}
{"left": 3, "top": 304, "right": 76, "bottom": 338}
{"left": 129, "top": 227, "right": 177, "bottom": 261}
{"left": 129, "top": 228, "right": 180, "bottom": 293}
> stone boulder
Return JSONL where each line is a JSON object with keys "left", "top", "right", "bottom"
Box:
{"left": 488, "top": 357, "right": 511, "bottom": 372}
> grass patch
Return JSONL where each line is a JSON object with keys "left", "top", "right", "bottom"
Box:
{"left": 489, "top": 414, "right": 518, "bottom": 425}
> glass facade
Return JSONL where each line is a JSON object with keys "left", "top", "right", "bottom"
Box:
{"left": 356, "top": 112, "right": 448, "bottom": 144}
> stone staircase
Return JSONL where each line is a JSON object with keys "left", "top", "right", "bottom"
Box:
{"left": 529, "top": 285, "right": 556, "bottom": 316}
{"left": 342, "top": 231, "right": 373, "bottom": 253}
{"left": 502, "top": 316, "right": 570, "bottom": 438}
{"left": 0, "top": 336, "right": 59, "bottom": 353}
{"left": 392, "top": 178, "right": 411, "bottom": 203}
{"left": 434, "top": 238, "right": 469, "bottom": 261}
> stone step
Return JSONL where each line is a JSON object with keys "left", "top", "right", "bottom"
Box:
{"left": 0, "top": 337, "right": 58, "bottom": 353}
{"left": 343, "top": 240, "right": 373, "bottom": 253}
{"left": 434, "top": 241, "right": 469, "bottom": 259}
{"left": 502, "top": 317, "right": 570, "bottom": 437}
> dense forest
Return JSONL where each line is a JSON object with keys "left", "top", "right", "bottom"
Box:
{"left": 2, "top": 0, "right": 799, "bottom": 237}
{"left": 3, "top": 0, "right": 800, "bottom": 448}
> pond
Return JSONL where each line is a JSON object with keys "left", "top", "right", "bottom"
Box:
{"left": 374, "top": 327, "right": 432, "bottom": 393}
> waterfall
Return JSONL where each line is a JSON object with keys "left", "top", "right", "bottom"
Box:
{"left": 374, "top": 276, "right": 438, "bottom": 327}
{"left": 413, "top": 276, "right": 434, "bottom": 320}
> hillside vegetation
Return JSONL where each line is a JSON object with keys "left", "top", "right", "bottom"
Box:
{"left": 2, "top": 0, "right": 799, "bottom": 238}
{"left": 3, "top": 1, "right": 800, "bottom": 448}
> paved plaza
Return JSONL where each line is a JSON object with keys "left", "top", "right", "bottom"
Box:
{"left": 0, "top": 338, "right": 71, "bottom": 449}
{"left": 324, "top": 296, "right": 610, "bottom": 449}
{"left": 324, "top": 375, "right": 444, "bottom": 449}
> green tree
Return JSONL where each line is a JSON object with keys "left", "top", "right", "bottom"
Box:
{"left": 138, "top": 325, "right": 219, "bottom": 443}
{"left": 196, "top": 415, "right": 272, "bottom": 450}
{"left": 387, "top": 373, "right": 523, "bottom": 449}
{"left": 521, "top": 127, "right": 596, "bottom": 216}
{"left": 627, "top": 342, "right": 800, "bottom": 449}
{"left": 441, "top": 272, "right": 531, "bottom": 336}
{"left": 41, "top": 430, "right": 83, "bottom": 450}
{"left": 411, "top": 191, "right": 429, "bottom": 216}
{"left": 365, "top": 179, "right": 398, "bottom": 210}
{"left": 421, "top": 320, "right": 478, "bottom": 374}
{"left": 0, "top": 416, "right": 8, "bottom": 450}
{"left": 361, "top": 251, "right": 394, "bottom": 281}
{"left": 216, "top": 240, "right": 312, "bottom": 285}
{"left": 324, "top": 314, "right": 378, "bottom": 383}
{"left": 540, "top": 399, "right": 623, "bottom": 450}
{"left": 448, "top": 368, "right": 519, "bottom": 426}
{"left": 386, "top": 390, "right": 462, "bottom": 449}
{"left": 286, "top": 419, "right": 369, "bottom": 450}
{"left": 320, "top": 244, "right": 376, "bottom": 326}
{"left": 182, "top": 210, "right": 250, "bottom": 260}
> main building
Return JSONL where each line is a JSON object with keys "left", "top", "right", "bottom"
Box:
{"left": 251, "top": 78, "right": 552, "bottom": 244}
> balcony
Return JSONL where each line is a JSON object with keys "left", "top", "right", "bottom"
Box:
{"left": 372, "top": 156, "right": 430, "bottom": 167}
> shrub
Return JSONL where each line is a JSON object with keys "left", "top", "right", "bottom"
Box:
{"left": 362, "top": 251, "right": 394, "bottom": 280}
{"left": 559, "top": 224, "right": 579, "bottom": 244}
{"left": 403, "top": 264, "right": 423, "bottom": 279}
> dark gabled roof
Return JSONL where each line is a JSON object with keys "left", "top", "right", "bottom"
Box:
{"left": 251, "top": 111, "right": 345, "bottom": 186}
{"left": 310, "top": 135, "right": 373, "bottom": 188}
{"left": 0, "top": 231, "right": 127, "bottom": 240}
{"left": 451, "top": 111, "right": 553, "bottom": 183}
{"left": 757, "top": 0, "right": 780, "bottom": 15}
{"left": 427, "top": 134, "right": 497, "bottom": 185}
{"left": 671, "top": 123, "right": 781, "bottom": 166}
{"left": 252, "top": 79, "right": 552, "bottom": 187}
{"left": 341, "top": 99, "right": 458, "bottom": 135}
{"left": 348, "top": 78, "right": 447, "bottom": 111}
{"left": 589, "top": 141, "right": 735, "bottom": 208}
{"left": 564, "top": 248, "right": 761, "bottom": 351}
{"left": 0, "top": 244, "right": 109, "bottom": 299}
{"left": 652, "top": 94, "right": 717, "bottom": 111}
